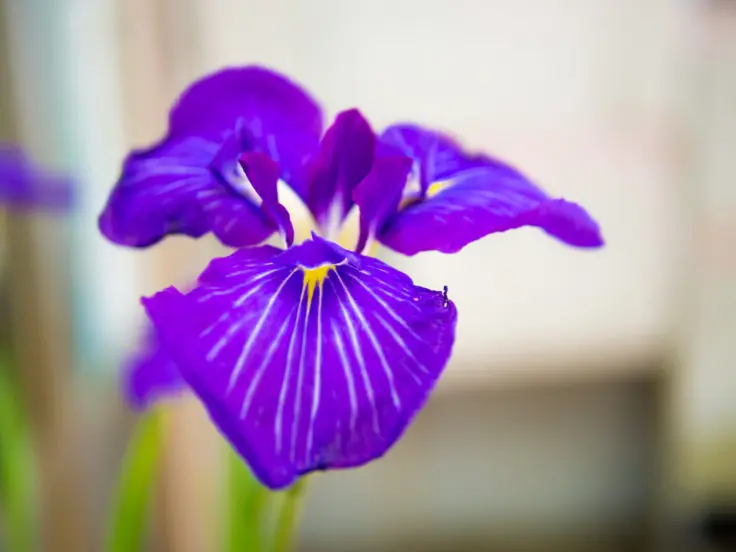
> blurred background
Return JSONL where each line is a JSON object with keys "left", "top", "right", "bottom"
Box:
{"left": 1, "top": 0, "right": 735, "bottom": 551}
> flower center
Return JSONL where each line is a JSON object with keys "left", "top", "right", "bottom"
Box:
{"left": 397, "top": 167, "right": 423, "bottom": 210}
{"left": 226, "top": 162, "right": 262, "bottom": 205}
{"left": 398, "top": 170, "right": 454, "bottom": 210}
{"left": 300, "top": 264, "right": 335, "bottom": 309}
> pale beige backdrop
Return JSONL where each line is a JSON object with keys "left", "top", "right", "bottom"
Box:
{"left": 2, "top": 0, "right": 735, "bottom": 550}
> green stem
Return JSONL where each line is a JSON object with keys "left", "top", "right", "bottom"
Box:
{"left": 0, "top": 358, "right": 35, "bottom": 552}
{"left": 272, "top": 478, "right": 308, "bottom": 552}
{"left": 104, "top": 407, "right": 165, "bottom": 552}
{"left": 225, "top": 449, "right": 269, "bottom": 552}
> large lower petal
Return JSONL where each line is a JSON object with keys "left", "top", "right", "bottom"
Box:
{"left": 306, "top": 109, "right": 375, "bottom": 235}
{"left": 379, "top": 162, "right": 603, "bottom": 255}
{"left": 144, "top": 236, "right": 457, "bottom": 489}
{"left": 169, "top": 66, "right": 323, "bottom": 194}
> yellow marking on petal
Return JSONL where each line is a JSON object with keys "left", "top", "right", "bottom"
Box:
{"left": 301, "top": 264, "right": 334, "bottom": 312}
{"left": 398, "top": 194, "right": 421, "bottom": 210}
{"left": 399, "top": 179, "right": 454, "bottom": 210}
{"left": 426, "top": 180, "right": 453, "bottom": 198}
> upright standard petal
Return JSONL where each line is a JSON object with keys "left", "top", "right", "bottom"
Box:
{"left": 100, "top": 66, "right": 323, "bottom": 248}
{"left": 306, "top": 109, "right": 375, "bottom": 236}
{"left": 377, "top": 125, "right": 604, "bottom": 255}
{"left": 0, "top": 143, "right": 73, "bottom": 211}
{"left": 239, "top": 152, "right": 294, "bottom": 247}
{"left": 379, "top": 124, "right": 486, "bottom": 197}
{"left": 169, "top": 66, "right": 323, "bottom": 191}
{"left": 144, "top": 236, "right": 457, "bottom": 489}
{"left": 123, "top": 328, "right": 186, "bottom": 410}
{"left": 352, "top": 156, "right": 413, "bottom": 254}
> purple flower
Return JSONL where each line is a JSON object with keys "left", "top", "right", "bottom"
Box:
{"left": 103, "top": 66, "right": 603, "bottom": 489}
{"left": 99, "top": 66, "right": 601, "bottom": 255}
{"left": 122, "top": 153, "right": 457, "bottom": 489}
{"left": 360, "top": 125, "right": 604, "bottom": 255}
{"left": 0, "top": 143, "right": 73, "bottom": 211}
{"left": 144, "top": 235, "right": 456, "bottom": 489}
{"left": 98, "top": 66, "right": 375, "bottom": 248}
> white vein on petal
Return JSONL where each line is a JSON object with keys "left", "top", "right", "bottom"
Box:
{"left": 343, "top": 271, "right": 423, "bottom": 342}
{"left": 228, "top": 269, "right": 299, "bottom": 392}
{"left": 239, "top": 303, "right": 298, "bottom": 420}
{"left": 290, "top": 281, "right": 314, "bottom": 463}
{"left": 201, "top": 269, "right": 290, "bottom": 360}
{"left": 328, "top": 279, "right": 381, "bottom": 436}
{"left": 331, "top": 324, "right": 360, "bottom": 437}
{"left": 222, "top": 262, "right": 276, "bottom": 278}
{"left": 266, "top": 134, "right": 279, "bottom": 162}
{"left": 357, "top": 274, "right": 421, "bottom": 312}
{"left": 223, "top": 219, "right": 238, "bottom": 233}
{"left": 333, "top": 271, "right": 400, "bottom": 408}
{"left": 129, "top": 167, "right": 206, "bottom": 187}
{"left": 275, "top": 283, "right": 307, "bottom": 454}
{"left": 196, "top": 269, "right": 280, "bottom": 303}
{"left": 304, "top": 282, "right": 324, "bottom": 462}
{"left": 373, "top": 312, "right": 426, "bottom": 383}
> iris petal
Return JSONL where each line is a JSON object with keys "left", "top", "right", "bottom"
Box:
{"left": 100, "top": 66, "right": 323, "bottom": 247}
{"left": 239, "top": 152, "right": 295, "bottom": 247}
{"left": 99, "top": 136, "right": 218, "bottom": 247}
{"left": 379, "top": 124, "right": 486, "bottom": 195}
{"left": 377, "top": 124, "right": 603, "bottom": 255}
{"left": 143, "top": 237, "right": 457, "bottom": 489}
{"left": 169, "top": 66, "right": 323, "bottom": 192}
{"left": 122, "top": 328, "right": 186, "bottom": 410}
{"left": 379, "top": 162, "right": 603, "bottom": 254}
{"left": 352, "top": 156, "right": 413, "bottom": 254}
{"left": 306, "top": 109, "right": 375, "bottom": 235}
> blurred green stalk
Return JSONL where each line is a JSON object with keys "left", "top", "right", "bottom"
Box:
{"left": 272, "top": 477, "right": 307, "bottom": 552}
{"left": 225, "top": 448, "right": 270, "bottom": 552}
{"left": 105, "top": 407, "right": 165, "bottom": 552}
{"left": 224, "top": 446, "right": 308, "bottom": 552}
{"left": 0, "top": 353, "right": 36, "bottom": 552}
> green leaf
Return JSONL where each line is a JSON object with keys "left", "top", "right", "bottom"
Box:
{"left": 272, "top": 477, "right": 307, "bottom": 552}
{"left": 104, "top": 407, "right": 165, "bottom": 552}
{"left": 0, "top": 355, "right": 36, "bottom": 552}
{"left": 225, "top": 448, "right": 270, "bottom": 552}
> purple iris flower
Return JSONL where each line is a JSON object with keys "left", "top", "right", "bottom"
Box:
{"left": 144, "top": 235, "right": 456, "bottom": 489}
{"left": 0, "top": 143, "right": 73, "bottom": 211}
{"left": 365, "top": 126, "right": 604, "bottom": 255}
{"left": 99, "top": 66, "right": 601, "bottom": 254}
{"left": 123, "top": 153, "right": 457, "bottom": 489}
{"left": 99, "top": 66, "right": 375, "bottom": 248}
{"left": 105, "top": 66, "right": 602, "bottom": 489}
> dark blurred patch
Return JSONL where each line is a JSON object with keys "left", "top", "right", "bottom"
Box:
{"left": 701, "top": 504, "right": 736, "bottom": 550}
